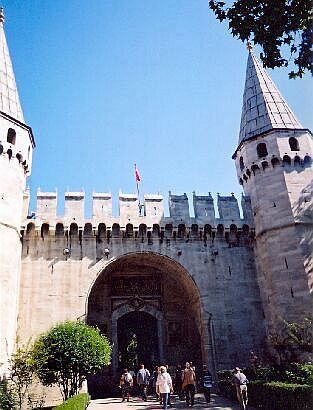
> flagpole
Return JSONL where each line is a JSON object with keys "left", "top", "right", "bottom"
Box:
{"left": 134, "top": 163, "right": 141, "bottom": 207}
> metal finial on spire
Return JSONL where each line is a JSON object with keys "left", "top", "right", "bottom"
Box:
{"left": 0, "top": 7, "right": 4, "bottom": 24}
{"left": 247, "top": 41, "right": 253, "bottom": 52}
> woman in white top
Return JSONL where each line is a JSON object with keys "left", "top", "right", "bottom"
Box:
{"left": 156, "top": 366, "right": 173, "bottom": 410}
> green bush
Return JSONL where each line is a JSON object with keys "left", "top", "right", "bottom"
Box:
{"left": 0, "top": 380, "right": 16, "bottom": 409}
{"left": 52, "top": 393, "right": 90, "bottom": 410}
{"left": 32, "top": 321, "right": 111, "bottom": 400}
{"left": 249, "top": 381, "right": 313, "bottom": 410}
{"left": 283, "top": 363, "right": 313, "bottom": 385}
{"left": 218, "top": 365, "right": 313, "bottom": 409}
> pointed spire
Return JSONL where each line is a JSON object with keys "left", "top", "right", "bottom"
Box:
{"left": 0, "top": 8, "right": 24, "bottom": 122}
{"left": 238, "top": 48, "right": 303, "bottom": 144}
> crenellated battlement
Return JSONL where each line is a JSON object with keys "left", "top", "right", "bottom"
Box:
{"left": 22, "top": 191, "right": 254, "bottom": 240}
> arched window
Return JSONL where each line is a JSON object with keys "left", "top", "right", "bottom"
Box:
{"left": 283, "top": 155, "right": 291, "bottom": 166}
{"left": 204, "top": 224, "right": 212, "bottom": 236}
{"left": 230, "top": 224, "right": 237, "bottom": 234}
{"left": 139, "top": 224, "right": 147, "bottom": 237}
{"left": 0, "top": 144, "right": 3, "bottom": 154}
{"left": 271, "top": 157, "right": 280, "bottom": 167}
{"left": 246, "top": 169, "right": 251, "bottom": 178}
{"left": 303, "top": 155, "right": 312, "bottom": 167}
{"left": 7, "top": 128, "right": 16, "bottom": 145}
{"left": 239, "top": 178, "right": 243, "bottom": 185}
{"left": 55, "top": 223, "right": 64, "bottom": 236}
{"left": 84, "top": 223, "right": 93, "bottom": 236}
{"left": 242, "top": 224, "right": 249, "bottom": 235}
{"left": 217, "top": 224, "right": 224, "bottom": 238}
{"left": 165, "top": 224, "right": 173, "bottom": 238}
{"left": 125, "top": 223, "right": 133, "bottom": 238}
{"left": 16, "top": 153, "right": 23, "bottom": 163}
{"left": 7, "top": 148, "right": 12, "bottom": 160}
{"left": 243, "top": 174, "right": 248, "bottom": 182}
{"left": 239, "top": 156, "right": 245, "bottom": 171}
{"left": 229, "top": 224, "right": 238, "bottom": 244}
{"left": 98, "top": 223, "right": 106, "bottom": 238}
{"left": 112, "top": 223, "right": 120, "bottom": 237}
{"left": 294, "top": 156, "right": 301, "bottom": 167}
{"left": 178, "top": 224, "right": 186, "bottom": 238}
{"left": 261, "top": 161, "right": 269, "bottom": 170}
{"left": 251, "top": 164, "right": 260, "bottom": 175}
{"left": 257, "top": 143, "right": 268, "bottom": 158}
{"left": 152, "top": 224, "right": 160, "bottom": 237}
{"left": 289, "top": 137, "right": 299, "bottom": 151}
{"left": 191, "top": 224, "right": 198, "bottom": 237}
{"left": 26, "top": 222, "right": 35, "bottom": 236}
{"left": 69, "top": 223, "right": 78, "bottom": 236}
{"left": 41, "top": 223, "right": 49, "bottom": 238}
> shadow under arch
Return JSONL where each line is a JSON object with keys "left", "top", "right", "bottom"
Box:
{"left": 86, "top": 251, "right": 210, "bottom": 397}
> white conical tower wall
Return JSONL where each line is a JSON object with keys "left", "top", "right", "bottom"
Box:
{"left": 0, "top": 9, "right": 34, "bottom": 376}
{"left": 234, "top": 52, "right": 313, "bottom": 330}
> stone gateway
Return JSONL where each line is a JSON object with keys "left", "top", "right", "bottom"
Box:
{"left": 0, "top": 7, "right": 312, "bottom": 403}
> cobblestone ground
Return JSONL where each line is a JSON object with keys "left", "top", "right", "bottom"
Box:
{"left": 87, "top": 393, "right": 255, "bottom": 409}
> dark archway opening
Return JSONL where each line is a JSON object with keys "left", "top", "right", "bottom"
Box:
{"left": 117, "top": 311, "right": 158, "bottom": 371}
{"left": 86, "top": 252, "right": 204, "bottom": 398}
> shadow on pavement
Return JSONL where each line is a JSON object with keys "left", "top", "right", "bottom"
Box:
{"left": 88, "top": 393, "right": 247, "bottom": 409}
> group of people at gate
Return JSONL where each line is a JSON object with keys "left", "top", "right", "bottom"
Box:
{"left": 119, "top": 361, "right": 214, "bottom": 409}
{"left": 119, "top": 363, "right": 249, "bottom": 409}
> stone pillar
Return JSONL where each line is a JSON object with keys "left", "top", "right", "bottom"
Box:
{"left": 157, "top": 318, "right": 164, "bottom": 362}
{"left": 111, "top": 319, "right": 118, "bottom": 374}
{"left": 206, "top": 315, "right": 217, "bottom": 376}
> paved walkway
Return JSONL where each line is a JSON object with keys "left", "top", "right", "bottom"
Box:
{"left": 87, "top": 393, "right": 253, "bottom": 409}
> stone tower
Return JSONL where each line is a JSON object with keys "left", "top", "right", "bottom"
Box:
{"left": 0, "top": 9, "right": 35, "bottom": 376}
{"left": 233, "top": 49, "right": 313, "bottom": 330}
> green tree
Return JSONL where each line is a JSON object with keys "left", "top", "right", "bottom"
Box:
{"left": 32, "top": 321, "right": 111, "bottom": 401}
{"left": 9, "top": 345, "right": 35, "bottom": 409}
{"left": 208, "top": 0, "right": 312, "bottom": 78}
{"left": 0, "top": 379, "right": 16, "bottom": 410}
{"left": 267, "top": 316, "right": 313, "bottom": 366}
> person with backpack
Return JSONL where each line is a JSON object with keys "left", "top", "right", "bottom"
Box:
{"left": 119, "top": 368, "right": 133, "bottom": 402}
{"left": 137, "top": 363, "right": 150, "bottom": 401}
{"left": 201, "top": 365, "right": 213, "bottom": 403}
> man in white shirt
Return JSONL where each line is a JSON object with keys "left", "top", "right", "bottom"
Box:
{"left": 156, "top": 366, "right": 173, "bottom": 410}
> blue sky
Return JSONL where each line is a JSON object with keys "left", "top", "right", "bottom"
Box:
{"left": 2, "top": 0, "right": 312, "bottom": 216}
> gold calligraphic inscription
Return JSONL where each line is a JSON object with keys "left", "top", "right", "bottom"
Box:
{"left": 111, "top": 276, "right": 161, "bottom": 296}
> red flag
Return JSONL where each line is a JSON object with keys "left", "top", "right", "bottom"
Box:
{"left": 134, "top": 164, "right": 141, "bottom": 182}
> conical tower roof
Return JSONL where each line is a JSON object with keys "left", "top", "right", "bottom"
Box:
{"left": 238, "top": 50, "right": 303, "bottom": 144}
{"left": 0, "top": 8, "right": 24, "bottom": 122}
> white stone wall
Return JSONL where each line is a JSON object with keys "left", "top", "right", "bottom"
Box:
{"left": 234, "top": 129, "right": 313, "bottom": 330}
{"left": 0, "top": 114, "right": 33, "bottom": 375}
{"left": 19, "top": 223, "right": 266, "bottom": 372}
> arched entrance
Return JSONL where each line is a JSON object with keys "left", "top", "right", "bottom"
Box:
{"left": 86, "top": 252, "right": 205, "bottom": 397}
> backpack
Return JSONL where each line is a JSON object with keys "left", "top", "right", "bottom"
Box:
{"left": 124, "top": 373, "right": 132, "bottom": 386}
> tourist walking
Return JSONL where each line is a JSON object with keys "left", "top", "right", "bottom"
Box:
{"left": 156, "top": 365, "right": 173, "bottom": 410}
{"left": 137, "top": 364, "right": 150, "bottom": 401}
{"left": 201, "top": 365, "right": 213, "bottom": 403}
{"left": 119, "top": 368, "right": 133, "bottom": 402}
{"left": 182, "top": 362, "right": 196, "bottom": 407}
{"left": 232, "top": 367, "right": 248, "bottom": 410}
